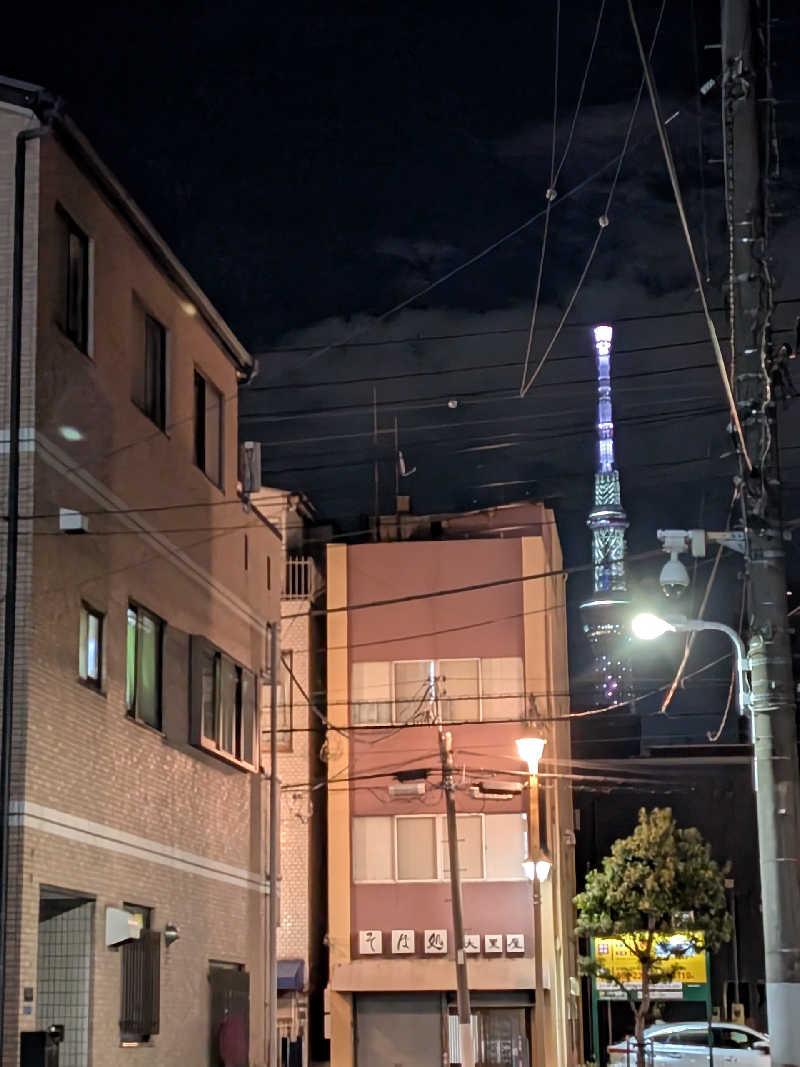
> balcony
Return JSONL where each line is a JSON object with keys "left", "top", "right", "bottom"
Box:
{"left": 283, "top": 556, "right": 318, "bottom": 600}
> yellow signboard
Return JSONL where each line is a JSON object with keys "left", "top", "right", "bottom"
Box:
{"left": 594, "top": 932, "right": 707, "bottom": 990}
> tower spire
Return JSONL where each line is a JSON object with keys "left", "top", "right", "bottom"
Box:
{"left": 580, "top": 324, "right": 633, "bottom": 706}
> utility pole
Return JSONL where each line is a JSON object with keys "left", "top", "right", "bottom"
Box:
{"left": 722, "top": 2, "right": 800, "bottom": 1062}
{"left": 268, "top": 623, "right": 281, "bottom": 1067}
{"left": 438, "top": 728, "right": 476, "bottom": 1067}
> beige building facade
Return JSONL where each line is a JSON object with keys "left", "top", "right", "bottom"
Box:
{"left": 0, "top": 77, "right": 281, "bottom": 1065}
{"left": 326, "top": 503, "right": 581, "bottom": 1067}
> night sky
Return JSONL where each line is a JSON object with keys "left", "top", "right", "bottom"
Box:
{"left": 5, "top": 2, "right": 800, "bottom": 737}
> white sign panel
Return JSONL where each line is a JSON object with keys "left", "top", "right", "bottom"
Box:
{"left": 484, "top": 934, "right": 503, "bottom": 954}
{"left": 464, "top": 934, "right": 481, "bottom": 954}
{"left": 359, "top": 930, "right": 382, "bottom": 955}
{"left": 391, "top": 929, "right": 415, "bottom": 954}
{"left": 424, "top": 929, "right": 447, "bottom": 954}
{"left": 506, "top": 934, "right": 525, "bottom": 954}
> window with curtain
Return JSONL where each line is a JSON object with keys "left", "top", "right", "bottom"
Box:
{"left": 441, "top": 814, "right": 484, "bottom": 879}
{"left": 396, "top": 815, "right": 437, "bottom": 880}
{"left": 126, "top": 604, "right": 163, "bottom": 730}
{"left": 394, "top": 660, "right": 433, "bottom": 723}
{"left": 78, "top": 603, "right": 103, "bottom": 688}
{"left": 439, "top": 659, "right": 480, "bottom": 721}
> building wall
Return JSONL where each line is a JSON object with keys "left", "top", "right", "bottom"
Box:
{"left": 326, "top": 527, "right": 580, "bottom": 1066}
{"left": 0, "top": 100, "right": 282, "bottom": 1066}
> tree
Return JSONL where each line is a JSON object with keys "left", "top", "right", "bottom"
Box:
{"left": 574, "top": 807, "right": 731, "bottom": 1067}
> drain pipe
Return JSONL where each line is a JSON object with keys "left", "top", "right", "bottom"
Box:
{"left": 0, "top": 104, "right": 56, "bottom": 1060}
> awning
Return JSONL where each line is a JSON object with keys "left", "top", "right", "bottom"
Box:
{"left": 277, "top": 959, "right": 305, "bottom": 992}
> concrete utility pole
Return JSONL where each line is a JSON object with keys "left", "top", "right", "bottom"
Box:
{"left": 268, "top": 623, "right": 281, "bottom": 1067}
{"left": 438, "top": 729, "right": 476, "bottom": 1067}
{"left": 722, "top": 2, "right": 800, "bottom": 1062}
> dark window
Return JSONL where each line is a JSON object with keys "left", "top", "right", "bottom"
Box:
{"left": 79, "top": 603, "right": 103, "bottom": 687}
{"left": 244, "top": 534, "right": 249, "bottom": 571}
{"left": 133, "top": 313, "right": 167, "bottom": 429}
{"left": 120, "top": 905, "right": 160, "bottom": 1044}
{"left": 190, "top": 637, "right": 258, "bottom": 769}
{"left": 714, "top": 1028, "right": 759, "bottom": 1049}
{"left": 267, "top": 555, "right": 271, "bottom": 590}
{"left": 194, "top": 370, "right": 223, "bottom": 487}
{"left": 126, "top": 604, "right": 164, "bottom": 730}
{"left": 57, "top": 207, "right": 90, "bottom": 352}
{"left": 265, "top": 652, "right": 293, "bottom": 752}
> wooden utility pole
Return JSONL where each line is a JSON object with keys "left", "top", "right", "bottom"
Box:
{"left": 722, "top": 2, "right": 800, "bottom": 1062}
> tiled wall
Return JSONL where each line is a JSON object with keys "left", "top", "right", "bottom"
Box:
{"left": 36, "top": 895, "right": 94, "bottom": 1067}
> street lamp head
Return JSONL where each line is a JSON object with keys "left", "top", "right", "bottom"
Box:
{"left": 631, "top": 612, "right": 676, "bottom": 641}
{"left": 516, "top": 736, "right": 546, "bottom": 774}
{"left": 523, "top": 858, "right": 552, "bottom": 882}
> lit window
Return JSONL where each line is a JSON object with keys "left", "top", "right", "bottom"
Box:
{"left": 126, "top": 604, "right": 163, "bottom": 730}
{"left": 78, "top": 604, "right": 103, "bottom": 687}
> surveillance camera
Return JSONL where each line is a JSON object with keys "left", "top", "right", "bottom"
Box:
{"left": 660, "top": 553, "right": 690, "bottom": 598}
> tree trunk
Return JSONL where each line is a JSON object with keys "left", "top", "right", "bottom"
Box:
{"left": 635, "top": 963, "right": 651, "bottom": 1067}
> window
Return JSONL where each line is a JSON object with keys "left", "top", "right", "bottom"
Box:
{"left": 714, "top": 1028, "right": 759, "bottom": 1049}
{"left": 439, "top": 660, "right": 480, "bottom": 721}
{"left": 56, "top": 206, "right": 90, "bottom": 352}
{"left": 442, "top": 814, "right": 484, "bottom": 879}
{"left": 484, "top": 813, "right": 527, "bottom": 880}
{"left": 79, "top": 603, "right": 103, "bottom": 687}
{"left": 194, "top": 370, "right": 223, "bottom": 487}
{"left": 352, "top": 816, "right": 393, "bottom": 882}
{"left": 394, "top": 661, "right": 433, "bottom": 723}
{"left": 396, "top": 816, "right": 438, "bottom": 880}
{"left": 126, "top": 605, "right": 163, "bottom": 729}
{"left": 351, "top": 659, "right": 486, "bottom": 725}
{"left": 120, "top": 905, "right": 160, "bottom": 1044}
{"left": 191, "top": 636, "right": 258, "bottom": 769}
{"left": 481, "top": 657, "right": 525, "bottom": 720}
{"left": 351, "top": 662, "right": 392, "bottom": 725}
{"left": 133, "top": 312, "right": 167, "bottom": 429}
{"left": 352, "top": 814, "right": 522, "bottom": 884}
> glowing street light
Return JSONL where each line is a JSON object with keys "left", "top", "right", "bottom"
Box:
{"left": 631, "top": 612, "right": 751, "bottom": 720}
{"left": 515, "top": 735, "right": 546, "bottom": 776}
{"left": 522, "top": 857, "right": 552, "bottom": 883}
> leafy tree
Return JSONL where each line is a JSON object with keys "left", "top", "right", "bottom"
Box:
{"left": 574, "top": 807, "right": 732, "bottom": 1067}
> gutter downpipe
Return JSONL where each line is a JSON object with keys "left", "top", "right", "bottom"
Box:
{"left": 0, "top": 106, "right": 56, "bottom": 1060}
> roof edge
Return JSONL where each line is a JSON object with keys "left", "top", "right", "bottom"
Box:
{"left": 0, "top": 75, "right": 252, "bottom": 376}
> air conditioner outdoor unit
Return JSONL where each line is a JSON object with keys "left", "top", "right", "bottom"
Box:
{"left": 239, "top": 441, "right": 262, "bottom": 493}
{"left": 388, "top": 781, "right": 426, "bottom": 798}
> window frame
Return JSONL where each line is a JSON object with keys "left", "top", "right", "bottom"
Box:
{"left": 190, "top": 635, "right": 259, "bottom": 772}
{"left": 194, "top": 368, "right": 224, "bottom": 489}
{"left": 56, "top": 203, "right": 91, "bottom": 354}
{"left": 126, "top": 603, "right": 164, "bottom": 731}
{"left": 133, "top": 310, "right": 168, "bottom": 430}
{"left": 351, "top": 658, "right": 484, "bottom": 726}
{"left": 352, "top": 813, "right": 493, "bottom": 884}
{"left": 78, "top": 601, "right": 104, "bottom": 689}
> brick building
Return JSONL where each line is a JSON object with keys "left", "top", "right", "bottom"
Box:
{"left": 0, "top": 77, "right": 281, "bottom": 1065}
{"left": 252, "top": 491, "right": 328, "bottom": 1067}
{"left": 325, "top": 502, "right": 581, "bottom": 1067}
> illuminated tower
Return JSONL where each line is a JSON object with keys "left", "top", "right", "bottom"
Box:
{"left": 579, "top": 324, "right": 633, "bottom": 706}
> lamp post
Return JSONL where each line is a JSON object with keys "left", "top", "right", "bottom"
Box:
{"left": 631, "top": 613, "right": 751, "bottom": 723}
{"left": 516, "top": 736, "right": 549, "bottom": 1067}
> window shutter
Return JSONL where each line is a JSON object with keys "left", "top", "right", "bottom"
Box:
{"left": 120, "top": 929, "right": 161, "bottom": 1037}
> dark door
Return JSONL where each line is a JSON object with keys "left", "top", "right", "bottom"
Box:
{"left": 209, "top": 964, "right": 250, "bottom": 1067}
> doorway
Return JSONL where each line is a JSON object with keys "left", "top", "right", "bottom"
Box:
{"left": 36, "top": 886, "right": 95, "bottom": 1067}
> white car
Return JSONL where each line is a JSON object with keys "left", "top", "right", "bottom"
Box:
{"left": 608, "top": 1021, "right": 770, "bottom": 1065}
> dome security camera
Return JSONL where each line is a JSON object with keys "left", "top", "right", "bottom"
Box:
{"left": 660, "top": 552, "right": 690, "bottom": 598}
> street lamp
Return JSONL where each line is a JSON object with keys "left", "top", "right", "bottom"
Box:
{"left": 631, "top": 612, "right": 751, "bottom": 721}
{"left": 516, "top": 734, "right": 548, "bottom": 1067}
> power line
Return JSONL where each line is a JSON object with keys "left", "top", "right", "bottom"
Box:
{"left": 519, "top": 0, "right": 667, "bottom": 399}
{"left": 626, "top": 0, "right": 751, "bottom": 469}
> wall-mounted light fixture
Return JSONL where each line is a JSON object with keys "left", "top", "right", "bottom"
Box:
{"left": 164, "top": 924, "right": 180, "bottom": 948}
